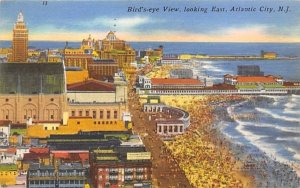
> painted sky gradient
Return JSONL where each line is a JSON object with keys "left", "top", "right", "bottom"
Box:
{"left": 0, "top": 0, "right": 300, "bottom": 42}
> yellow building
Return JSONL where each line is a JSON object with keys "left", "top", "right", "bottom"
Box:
{"left": 64, "top": 48, "right": 93, "bottom": 70}
{"left": 0, "top": 164, "right": 18, "bottom": 186}
{"left": 12, "top": 11, "right": 28, "bottom": 63}
{"left": 96, "top": 31, "right": 136, "bottom": 74}
{"left": 26, "top": 114, "right": 131, "bottom": 139}
{"left": 28, "top": 50, "right": 40, "bottom": 58}
{"left": 262, "top": 51, "right": 277, "bottom": 59}
{"left": 0, "top": 48, "right": 12, "bottom": 61}
{"left": 48, "top": 55, "right": 63, "bottom": 63}
{"left": 66, "top": 68, "right": 89, "bottom": 84}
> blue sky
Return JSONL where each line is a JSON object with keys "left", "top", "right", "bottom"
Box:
{"left": 0, "top": 0, "right": 299, "bottom": 42}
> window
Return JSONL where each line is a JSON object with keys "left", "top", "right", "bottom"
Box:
{"left": 79, "top": 111, "right": 82, "bottom": 116}
{"left": 24, "top": 115, "right": 27, "bottom": 119}
{"left": 93, "top": 111, "right": 96, "bottom": 118}
{"left": 114, "top": 111, "right": 118, "bottom": 119}
{"left": 71, "top": 111, "right": 75, "bottom": 116}
{"left": 107, "top": 111, "right": 111, "bottom": 119}
{"left": 28, "top": 98, "right": 32, "bottom": 102}
{"left": 5, "top": 98, "right": 9, "bottom": 102}
{"left": 100, "top": 111, "right": 103, "bottom": 119}
{"left": 86, "top": 110, "right": 89, "bottom": 117}
{"left": 50, "top": 115, "right": 54, "bottom": 119}
{"left": 77, "top": 121, "right": 80, "bottom": 125}
{"left": 5, "top": 115, "right": 8, "bottom": 120}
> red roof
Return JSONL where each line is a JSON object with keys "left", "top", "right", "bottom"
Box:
{"left": 6, "top": 148, "right": 16, "bottom": 154}
{"left": 23, "top": 153, "right": 49, "bottom": 161}
{"left": 0, "top": 120, "right": 11, "bottom": 126}
{"left": 283, "top": 82, "right": 300, "bottom": 87}
{"left": 30, "top": 148, "right": 50, "bottom": 154}
{"left": 52, "top": 151, "right": 89, "bottom": 162}
{"left": 151, "top": 78, "right": 203, "bottom": 85}
{"left": 67, "top": 79, "right": 116, "bottom": 92}
{"left": 236, "top": 76, "right": 276, "bottom": 83}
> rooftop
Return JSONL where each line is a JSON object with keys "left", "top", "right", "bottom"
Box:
{"left": 151, "top": 78, "right": 203, "bottom": 85}
{"left": 225, "top": 74, "right": 278, "bottom": 83}
{"left": 67, "top": 79, "right": 115, "bottom": 92}
{"left": 0, "top": 63, "right": 65, "bottom": 94}
{"left": 0, "top": 164, "right": 17, "bottom": 171}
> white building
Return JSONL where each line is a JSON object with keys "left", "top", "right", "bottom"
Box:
{"left": 0, "top": 120, "right": 11, "bottom": 147}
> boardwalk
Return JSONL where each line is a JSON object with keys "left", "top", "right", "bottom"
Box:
{"left": 128, "top": 73, "right": 192, "bottom": 188}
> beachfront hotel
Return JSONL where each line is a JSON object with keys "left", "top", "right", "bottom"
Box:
{"left": 11, "top": 11, "right": 28, "bottom": 63}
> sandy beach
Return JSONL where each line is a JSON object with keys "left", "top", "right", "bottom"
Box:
{"left": 141, "top": 65, "right": 300, "bottom": 187}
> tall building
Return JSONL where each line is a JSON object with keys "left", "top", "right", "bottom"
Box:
{"left": 96, "top": 31, "right": 136, "bottom": 73}
{"left": 12, "top": 11, "right": 28, "bottom": 63}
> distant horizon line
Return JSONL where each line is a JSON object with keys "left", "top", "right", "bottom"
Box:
{"left": 1, "top": 40, "right": 300, "bottom": 44}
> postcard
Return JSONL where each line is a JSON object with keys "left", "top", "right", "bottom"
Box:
{"left": 0, "top": 0, "right": 299, "bottom": 187}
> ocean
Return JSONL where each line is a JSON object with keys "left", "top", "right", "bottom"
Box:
{"left": 1, "top": 41, "right": 300, "bottom": 173}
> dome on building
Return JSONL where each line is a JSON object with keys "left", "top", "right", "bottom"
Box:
{"left": 105, "top": 31, "right": 118, "bottom": 41}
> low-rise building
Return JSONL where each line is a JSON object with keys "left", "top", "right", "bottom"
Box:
{"left": 143, "top": 103, "right": 190, "bottom": 136}
{"left": 0, "top": 120, "right": 11, "bottom": 146}
{"left": 89, "top": 136, "right": 152, "bottom": 188}
{"left": 0, "top": 164, "right": 18, "bottom": 186}
{"left": 261, "top": 51, "right": 277, "bottom": 59}
{"left": 27, "top": 162, "right": 87, "bottom": 188}
{"left": 65, "top": 67, "right": 89, "bottom": 85}
{"left": 224, "top": 74, "right": 284, "bottom": 86}
{"left": 160, "top": 57, "right": 182, "bottom": 66}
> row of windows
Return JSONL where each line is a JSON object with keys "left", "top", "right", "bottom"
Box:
{"left": 151, "top": 90, "right": 238, "bottom": 94}
{"left": 71, "top": 110, "right": 118, "bottom": 119}
{"left": 29, "top": 180, "right": 85, "bottom": 185}
{"left": 0, "top": 171, "right": 17, "bottom": 176}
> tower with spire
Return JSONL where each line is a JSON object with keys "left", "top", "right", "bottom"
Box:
{"left": 12, "top": 11, "right": 28, "bottom": 63}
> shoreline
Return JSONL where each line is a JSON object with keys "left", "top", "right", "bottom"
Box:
{"left": 215, "top": 96, "right": 300, "bottom": 187}
{"left": 161, "top": 95, "right": 254, "bottom": 187}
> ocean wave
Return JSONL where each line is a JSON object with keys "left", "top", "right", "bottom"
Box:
{"left": 287, "top": 147, "right": 300, "bottom": 161}
{"left": 243, "top": 122, "right": 300, "bottom": 134}
{"left": 201, "top": 64, "right": 224, "bottom": 72}
{"left": 256, "top": 107, "right": 300, "bottom": 123}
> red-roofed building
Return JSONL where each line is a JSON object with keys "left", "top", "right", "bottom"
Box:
{"left": 29, "top": 147, "right": 49, "bottom": 154}
{"left": 67, "top": 79, "right": 116, "bottom": 92}
{"left": 224, "top": 74, "right": 284, "bottom": 86}
{"left": 51, "top": 150, "right": 89, "bottom": 165}
{"left": 21, "top": 152, "right": 50, "bottom": 172}
{"left": 66, "top": 78, "right": 128, "bottom": 121}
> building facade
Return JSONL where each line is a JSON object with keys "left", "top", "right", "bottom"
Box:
{"left": 0, "top": 63, "right": 67, "bottom": 124}
{"left": 90, "top": 144, "right": 152, "bottom": 188}
{"left": 96, "top": 31, "right": 136, "bottom": 72}
{"left": 88, "top": 59, "right": 119, "bottom": 81}
{"left": 27, "top": 163, "right": 87, "bottom": 188}
{"left": 12, "top": 12, "right": 28, "bottom": 63}
{"left": 64, "top": 48, "right": 93, "bottom": 70}
{"left": 0, "top": 164, "right": 18, "bottom": 186}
